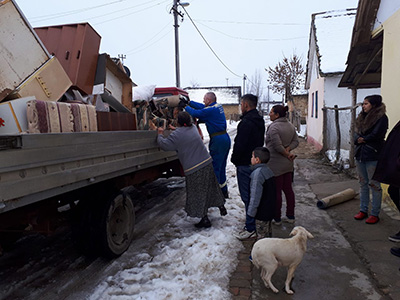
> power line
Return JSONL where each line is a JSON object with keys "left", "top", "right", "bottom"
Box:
{"left": 92, "top": 1, "right": 170, "bottom": 26}
{"left": 193, "top": 19, "right": 309, "bottom": 26}
{"left": 27, "top": 0, "right": 169, "bottom": 25}
{"left": 28, "top": 0, "right": 132, "bottom": 22}
{"left": 126, "top": 24, "right": 173, "bottom": 55}
{"left": 181, "top": 6, "right": 241, "bottom": 79}
{"left": 89, "top": 1, "right": 169, "bottom": 22}
{"left": 196, "top": 21, "right": 308, "bottom": 42}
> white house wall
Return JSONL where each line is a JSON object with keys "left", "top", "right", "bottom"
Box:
{"left": 325, "top": 77, "right": 380, "bottom": 150}
{"left": 381, "top": 7, "right": 400, "bottom": 130}
{"left": 307, "top": 75, "right": 380, "bottom": 151}
{"left": 307, "top": 76, "right": 325, "bottom": 150}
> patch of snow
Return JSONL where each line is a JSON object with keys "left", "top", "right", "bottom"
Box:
{"left": 325, "top": 149, "right": 350, "bottom": 168}
{"left": 315, "top": 9, "right": 357, "bottom": 73}
{"left": 186, "top": 87, "right": 240, "bottom": 105}
{"left": 90, "top": 121, "right": 246, "bottom": 300}
{"left": 298, "top": 124, "right": 307, "bottom": 137}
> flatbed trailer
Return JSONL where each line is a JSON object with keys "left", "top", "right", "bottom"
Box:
{"left": 0, "top": 130, "right": 181, "bottom": 257}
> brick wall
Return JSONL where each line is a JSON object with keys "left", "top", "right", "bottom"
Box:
{"left": 292, "top": 94, "right": 308, "bottom": 122}
{"left": 223, "top": 104, "right": 240, "bottom": 120}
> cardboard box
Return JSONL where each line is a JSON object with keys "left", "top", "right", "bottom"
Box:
{"left": 0, "top": 0, "right": 50, "bottom": 101}
{"left": 0, "top": 96, "right": 35, "bottom": 134}
{"left": 8, "top": 56, "right": 72, "bottom": 102}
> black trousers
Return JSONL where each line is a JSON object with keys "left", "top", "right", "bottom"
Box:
{"left": 389, "top": 185, "right": 400, "bottom": 212}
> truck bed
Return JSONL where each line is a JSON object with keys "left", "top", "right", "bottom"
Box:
{"left": 0, "top": 131, "right": 178, "bottom": 214}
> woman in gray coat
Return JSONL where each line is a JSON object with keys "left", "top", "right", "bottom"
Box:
{"left": 157, "top": 111, "right": 226, "bottom": 228}
{"left": 265, "top": 105, "right": 299, "bottom": 224}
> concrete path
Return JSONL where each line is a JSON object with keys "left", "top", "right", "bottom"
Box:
{"left": 230, "top": 138, "right": 400, "bottom": 300}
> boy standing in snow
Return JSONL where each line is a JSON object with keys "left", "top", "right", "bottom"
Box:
{"left": 236, "top": 147, "right": 276, "bottom": 240}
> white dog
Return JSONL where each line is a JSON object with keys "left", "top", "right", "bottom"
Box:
{"left": 251, "top": 226, "right": 314, "bottom": 294}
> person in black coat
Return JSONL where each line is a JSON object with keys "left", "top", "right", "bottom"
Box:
{"left": 373, "top": 120, "right": 400, "bottom": 256}
{"left": 353, "top": 95, "right": 388, "bottom": 224}
{"left": 231, "top": 94, "right": 265, "bottom": 237}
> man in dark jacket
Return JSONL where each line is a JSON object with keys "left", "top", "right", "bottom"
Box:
{"left": 231, "top": 94, "right": 265, "bottom": 238}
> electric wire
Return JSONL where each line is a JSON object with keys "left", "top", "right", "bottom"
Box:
{"left": 27, "top": 0, "right": 169, "bottom": 25}
{"left": 28, "top": 0, "right": 135, "bottom": 22}
{"left": 196, "top": 20, "right": 308, "bottom": 41}
{"left": 181, "top": 6, "right": 242, "bottom": 79}
{"left": 193, "top": 19, "right": 309, "bottom": 26}
{"left": 125, "top": 22, "right": 173, "bottom": 54}
{"left": 92, "top": 1, "right": 170, "bottom": 26}
{"left": 89, "top": 0, "right": 170, "bottom": 22}
{"left": 127, "top": 29, "right": 172, "bottom": 54}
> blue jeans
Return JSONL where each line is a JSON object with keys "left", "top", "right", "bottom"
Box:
{"left": 356, "top": 160, "right": 382, "bottom": 216}
{"left": 236, "top": 165, "right": 255, "bottom": 231}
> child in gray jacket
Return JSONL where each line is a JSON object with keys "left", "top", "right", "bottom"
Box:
{"left": 236, "top": 147, "right": 276, "bottom": 240}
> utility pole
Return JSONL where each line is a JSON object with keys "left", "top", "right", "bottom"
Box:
{"left": 243, "top": 74, "right": 247, "bottom": 95}
{"left": 173, "top": 0, "right": 181, "bottom": 88}
{"left": 118, "top": 54, "right": 126, "bottom": 63}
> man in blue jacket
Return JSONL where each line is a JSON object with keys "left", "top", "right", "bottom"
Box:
{"left": 185, "top": 92, "right": 231, "bottom": 199}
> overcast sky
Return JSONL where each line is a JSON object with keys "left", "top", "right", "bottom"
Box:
{"left": 17, "top": 0, "right": 359, "bottom": 100}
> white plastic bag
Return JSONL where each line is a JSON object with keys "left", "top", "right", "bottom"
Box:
{"left": 133, "top": 85, "right": 156, "bottom": 101}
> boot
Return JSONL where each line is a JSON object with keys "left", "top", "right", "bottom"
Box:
{"left": 219, "top": 205, "right": 227, "bottom": 216}
{"left": 195, "top": 215, "right": 211, "bottom": 228}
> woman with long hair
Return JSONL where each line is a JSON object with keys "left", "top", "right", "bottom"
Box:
{"left": 265, "top": 105, "right": 299, "bottom": 224}
{"left": 354, "top": 95, "right": 388, "bottom": 224}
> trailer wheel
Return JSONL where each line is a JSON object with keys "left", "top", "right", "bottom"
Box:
{"left": 99, "top": 192, "right": 135, "bottom": 258}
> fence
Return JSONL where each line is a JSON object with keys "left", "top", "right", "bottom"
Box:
{"left": 322, "top": 103, "right": 361, "bottom": 167}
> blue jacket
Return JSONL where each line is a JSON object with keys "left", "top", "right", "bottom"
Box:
{"left": 185, "top": 101, "right": 227, "bottom": 136}
{"left": 247, "top": 164, "right": 276, "bottom": 221}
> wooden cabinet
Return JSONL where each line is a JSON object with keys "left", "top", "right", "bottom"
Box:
{"left": 0, "top": 0, "right": 50, "bottom": 101}
{"left": 8, "top": 57, "right": 72, "bottom": 102}
{"left": 35, "top": 23, "right": 101, "bottom": 96}
{"left": 94, "top": 53, "right": 134, "bottom": 112}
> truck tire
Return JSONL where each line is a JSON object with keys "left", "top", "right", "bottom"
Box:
{"left": 98, "top": 192, "right": 135, "bottom": 258}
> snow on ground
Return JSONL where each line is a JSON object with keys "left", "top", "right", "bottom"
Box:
{"left": 325, "top": 149, "right": 350, "bottom": 167}
{"left": 90, "top": 121, "right": 246, "bottom": 300}
{"left": 298, "top": 124, "right": 307, "bottom": 137}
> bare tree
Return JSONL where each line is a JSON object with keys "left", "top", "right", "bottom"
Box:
{"left": 248, "top": 70, "right": 265, "bottom": 113}
{"left": 189, "top": 79, "right": 200, "bottom": 88}
{"left": 266, "top": 53, "right": 304, "bottom": 103}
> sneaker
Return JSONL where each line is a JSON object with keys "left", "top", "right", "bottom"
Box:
{"left": 365, "top": 215, "right": 379, "bottom": 224}
{"left": 248, "top": 255, "right": 253, "bottom": 262}
{"left": 235, "top": 229, "right": 256, "bottom": 240}
{"left": 272, "top": 219, "right": 282, "bottom": 226}
{"left": 389, "top": 231, "right": 400, "bottom": 242}
{"left": 195, "top": 216, "right": 211, "bottom": 228}
{"left": 282, "top": 216, "right": 295, "bottom": 224}
{"left": 354, "top": 211, "right": 368, "bottom": 220}
{"left": 219, "top": 205, "right": 227, "bottom": 216}
{"left": 390, "top": 247, "right": 400, "bottom": 258}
